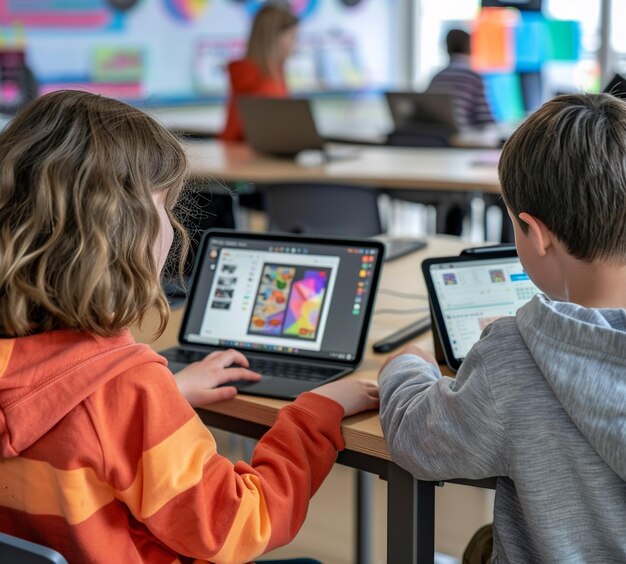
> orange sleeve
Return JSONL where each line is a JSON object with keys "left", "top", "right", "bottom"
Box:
{"left": 91, "top": 364, "right": 344, "bottom": 563}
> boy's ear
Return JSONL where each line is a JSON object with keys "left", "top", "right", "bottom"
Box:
{"left": 518, "top": 212, "right": 553, "bottom": 257}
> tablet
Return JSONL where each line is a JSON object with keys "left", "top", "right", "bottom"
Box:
{"left": 422, "top": 248, "right": 542, "bottom": 371}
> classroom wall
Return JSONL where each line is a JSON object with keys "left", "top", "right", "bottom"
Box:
{"left": 0, "top": 0, "right": 609, "bottom": 119}
{"left": 0, "top": 0, "right": 397, "bottom": 103}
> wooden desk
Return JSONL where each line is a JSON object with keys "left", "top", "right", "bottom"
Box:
{"left": 181, "top": 138, "right": 501, "bottom": 194}
{"left": 132, "top": 235, "right": 492, "bottom": 563}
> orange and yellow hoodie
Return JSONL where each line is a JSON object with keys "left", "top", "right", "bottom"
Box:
{"left": 220, "top": 58, "right": 288, "bottom": 143}
{"left": 0, "top": 329, "right": 344, "bottom": 563}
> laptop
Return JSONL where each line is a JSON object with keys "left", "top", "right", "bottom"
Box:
{"left": 603, "top": 73, "right": 626, "bottom": 99}
{"left": 237, "top": 96, "right": 358, "bottom": 160}
{"left": 160, "top": 229, "right": 385, "bottom": 399}
{"left": 385, "top": 91, "right": 459, "bottom": 136}
{"left": 422, "top": 246, "right": 542, "bottom": 372}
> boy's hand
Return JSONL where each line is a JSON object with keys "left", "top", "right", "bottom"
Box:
{"left": 174, "top": 349, "right": 261, "bottom": 408}
{"left": 379, "top": 344, "right": 438, "bottom": 375}
{"left": 310, "top": 379, "right": 379, "bottom": 417}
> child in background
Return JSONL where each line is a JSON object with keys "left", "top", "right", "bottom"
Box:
{"left": 0, "top": 90, "right": 378, "bottom": 563}
{"left": 378, "top": 93, "right": 626, "bottom": 562}
{"left": 220, "top": 3, "right": 298, "bottom": 142}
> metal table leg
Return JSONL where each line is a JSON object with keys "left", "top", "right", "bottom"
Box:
{"left": 356, "top": 470, "right": 373, "bottom": 564}
{"left": 387, "top": 463, "right": 435, "bottom": 563}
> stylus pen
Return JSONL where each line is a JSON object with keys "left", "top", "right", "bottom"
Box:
{"left": 372, "top": 315, "right": 432, "bottom": 354}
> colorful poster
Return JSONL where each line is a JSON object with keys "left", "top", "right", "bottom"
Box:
{"left": 193, "top": 37, "right": 244, "bottom": 94}
{"left": 0, "top": 0, "right": 112, "bottom": 27}
{"left": 164, "top": 0, "right": 212, "bottom": 23}
{"left": 515, "top": 12, "right": 548, "bottom": 72}
{"left": 546, "top": 20, "right": 580, "bottom": 61}
{"left": 92, "top": 47, "right": 144, "bottom": 83}
{"left": 16, "top": 0, "right": 392, "bottom": 102}
{"left": 471, "top": 7, "right": 518, "bottom": 73}
{"left": 483, "top": 72, "right": 525, "bottom": 122}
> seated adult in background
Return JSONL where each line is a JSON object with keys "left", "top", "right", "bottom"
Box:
{"left": 220, "top": 3, "right": 299, "bottom": 142}
{"left": 426, "top": 29, "right": 495, "bottom": 130}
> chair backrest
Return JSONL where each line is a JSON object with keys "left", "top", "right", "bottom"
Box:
{"left": 179, "top": 184, "right": 237, "bottom": 276}
{"left": 264, "top": 183, "right": 382, "bottom": 237}
{"left": 0, "top": 532, "right": 68, "bottom": 564}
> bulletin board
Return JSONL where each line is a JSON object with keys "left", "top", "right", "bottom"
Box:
{"left": 0, "top": 0, "right": 394, "bottom": 103}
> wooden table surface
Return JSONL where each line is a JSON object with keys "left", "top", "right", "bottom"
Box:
{"left": 131, "top": 235, "right": 467, "bottom": 461}
{"left": 181, "top": 138, "right": 501, "bottom": 193}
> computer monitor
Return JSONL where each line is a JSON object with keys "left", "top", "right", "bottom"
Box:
{"left": 481, "top": 0, "right": 542, "bottom": 10}
{"left": 237, "top": 97, "right": 325, "bottom": 157}
{"left": 603, "top": 73, "right": 626, "bottom": 100}
{"left": 385, "top": 91, "right": 459, "bottom": 136}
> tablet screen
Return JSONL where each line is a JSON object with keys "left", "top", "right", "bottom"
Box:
{"left": 423, "top": 254, "right": 541, "bottom": 369}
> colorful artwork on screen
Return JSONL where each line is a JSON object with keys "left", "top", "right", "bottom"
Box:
{"left": 249, "top": 265, "right": 295, "bottom": 337}
{"left": 283, "top": 269, "right": 329, "bottom": 340}
{"left": 248, "top": 265, "right": 329, "bottom": 341}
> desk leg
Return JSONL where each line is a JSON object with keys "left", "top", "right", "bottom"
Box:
{"left": 356, "top": 470, "right": 373, "bottom": 564}
{"left": 387, "top": 463, "right": 435, "bottom": 564}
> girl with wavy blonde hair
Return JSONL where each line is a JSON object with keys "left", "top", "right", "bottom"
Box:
{"left": 0, "top": 90, "right": 187, "bottom": 337}
{"left": 0, "top": 90, "right": 377, "bottom": 563}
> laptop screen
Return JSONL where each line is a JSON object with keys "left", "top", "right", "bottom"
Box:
{"left": 426, "top": 255, "right": 541, "bottom": 362}
{"left": 181, "top": 232, "right": 384, "bottom": 364}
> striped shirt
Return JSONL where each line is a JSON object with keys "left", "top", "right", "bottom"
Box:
{"left": 426, "top": 55, "right": 495, "bottom": 128}
{"left": 0, "top": 329, "right": 344, "bottom": 563}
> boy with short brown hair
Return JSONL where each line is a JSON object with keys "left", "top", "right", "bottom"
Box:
{"left": 379, "top": 93, "right": 626, "bottom": 562}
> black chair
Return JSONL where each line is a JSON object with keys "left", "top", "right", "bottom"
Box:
{"left": 385, "top": 131, "right": 473, "bottom": 237}
{"left": 177, "top": 183, "right": 237, "bottom": 278}
{"left": 0, "top": 532, "right": 68, "bottom": 564}
{"left": 0, "top": 531, "right": 323, "bottom": 564}
{"left": 163, "top": 182, "right": 238, "bottom": 305}
{"left": 263, "top": 183, "right": 383, "bottom": 237}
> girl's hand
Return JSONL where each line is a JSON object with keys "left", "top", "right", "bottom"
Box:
{"left": 310, "top": 378, "right": 379, "bottom": 417}
{"left": 174, "top": 349, "right": 261, "bottom": 408}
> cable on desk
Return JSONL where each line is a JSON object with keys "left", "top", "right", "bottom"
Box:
{"left": 374, "top": 307, "right": 430, "bottom": 315}
{"left": 378, "top": 288, "right": 428, "bottom": 300}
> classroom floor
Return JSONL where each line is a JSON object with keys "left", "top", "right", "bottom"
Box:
{"left": 211, "top": 429, "right": 494, "bottom": 564}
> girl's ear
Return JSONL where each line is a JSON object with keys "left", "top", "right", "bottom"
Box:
{"left": 518, "top": 212, "right": 553, "bottom": 257}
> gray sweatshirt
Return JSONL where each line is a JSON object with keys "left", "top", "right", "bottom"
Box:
{"left": 379, "top": 295, "right": 626, "bottom": 563}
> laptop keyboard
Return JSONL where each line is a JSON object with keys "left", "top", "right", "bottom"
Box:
{"left": 166, "top": 349, "right": 339, "bottom": 382}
